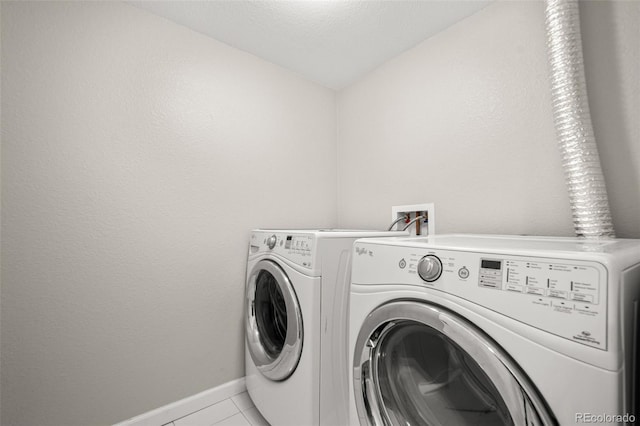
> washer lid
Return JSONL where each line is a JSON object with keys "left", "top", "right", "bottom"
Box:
{"left": 245, "top": 260, "right": 303, "bottom": 381}
{"left": 353, "top": 301, "right": 556, "bottom": 425}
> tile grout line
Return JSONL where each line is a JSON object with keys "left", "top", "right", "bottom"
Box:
{"left": 239, "top": 410, "right": 254, "bottom": 426}
{"left": 210, "top": 408, "right": 242, "bottom": 426}
{"left": 230, "top": 396, "right": 242, "bottom": 412}
{"left": 229, "top": 392, "right": 256, "bottom": 414}
{"left": 174, "top": 398, "right": 239, "bottom": 425}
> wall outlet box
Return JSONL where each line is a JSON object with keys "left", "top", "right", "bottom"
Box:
{"left": 391, "top": 203, "right": 435, "bottom": 236}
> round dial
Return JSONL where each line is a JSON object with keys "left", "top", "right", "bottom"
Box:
{"left": 267, "top": 235, "right": 277, "bottom": 250}
{"left": 417, "top": 255, "right": 443, "bottom": 282}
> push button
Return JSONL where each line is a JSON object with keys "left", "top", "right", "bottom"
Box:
{"left": 458, "top": 267, "right": 469, "bottom": 279}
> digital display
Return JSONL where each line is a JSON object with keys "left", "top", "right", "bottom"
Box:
{"left": 285, "top": 236, "right": 292, "bottom": 249}
{"left": 481, "top": 260, "right": 502, "bottom": 270}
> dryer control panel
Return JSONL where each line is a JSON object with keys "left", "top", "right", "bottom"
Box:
{"left": 352, "top": 243, "right": 608, "bottom": 350}
{"left": 477, "top": 257, "right": 601, "bottom": 305}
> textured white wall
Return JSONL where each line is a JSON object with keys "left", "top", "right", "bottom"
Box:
{"left": 337, "top": 0, "right": 639, "bottom": 238}
{"left": 580, "top": 0, "right": 640, "bottom": 238}
{"left": 0, "top": 2, "right": 335, "bottom": 425}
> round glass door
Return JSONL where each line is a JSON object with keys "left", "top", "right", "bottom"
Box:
{"left": 353, "top": 301, "right": 555, "bottom": 426}
{"left": 246, "top": 260, "right": 303, "bottom": 381}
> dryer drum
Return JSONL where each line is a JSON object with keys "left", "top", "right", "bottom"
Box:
{"left": 245, "top": 259, "right": 303, "bottom": 382}
{"left": 374, "top": 322, "right": 511, "bottom": 425}
{"left": 353, "top": 301, "right": 556, "bottom": 426}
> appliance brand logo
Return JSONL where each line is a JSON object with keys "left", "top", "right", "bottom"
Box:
{"left": 355, "top": 246, "right": 374, "bottom": 257}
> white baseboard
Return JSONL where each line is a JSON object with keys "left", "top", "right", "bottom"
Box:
{"left": 113, "top": 377, "right": 246, "bottom": 426}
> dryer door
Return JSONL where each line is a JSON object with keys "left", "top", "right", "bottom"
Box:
{"left": 353, "top": 301, "right": 556, "bottom": 426}
{"left": 246, "top": 259, "right": 303, "bottom": 381}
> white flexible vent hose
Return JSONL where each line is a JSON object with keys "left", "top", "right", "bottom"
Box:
{"left": 545, "top": 0, "right": 615, "bottom": 238}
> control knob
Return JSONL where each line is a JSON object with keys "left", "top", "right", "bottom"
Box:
{"left": 267, "top": 235, "right": 277, "bottom": 250}
{"left": 418, "top": 255, "right": 443, "bottom": 282}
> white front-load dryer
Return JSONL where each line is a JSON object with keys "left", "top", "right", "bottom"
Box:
{"left": 245, "top": 229, "right": 406, "bottom": 426}
{"left": 348, "top": 234, "right": 640, "bottom": 426}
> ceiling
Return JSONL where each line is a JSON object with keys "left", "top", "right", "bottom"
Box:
{"left": 130, "top": 1, "right": 491, "bottom": 90}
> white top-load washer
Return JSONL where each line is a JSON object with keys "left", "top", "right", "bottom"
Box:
{"left": 245, "top": 229, "right": 406, "bottom": 426}
{"left": 349, "top": 234, "right": 640, "bottom": 426}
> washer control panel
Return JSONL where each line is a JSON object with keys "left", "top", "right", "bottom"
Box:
{"left": 352, "top": 243, "right": 608, "bottom": 350}
{"left": 250, "top": 232, "right": 315, "bottom": 269}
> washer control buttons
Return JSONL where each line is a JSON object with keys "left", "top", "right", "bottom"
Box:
{"left": 417, "top": 255, "right": 443, "bottom": 282}
{"left": 399, "top": 258, "right": 407, "bottom": 269}
{"left": 458, "top": 267, "right": 470, "bottom": 279}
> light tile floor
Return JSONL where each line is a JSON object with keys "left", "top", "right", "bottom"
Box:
{"left": 164, "top": 392, "right": 270, "bottom": 426}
